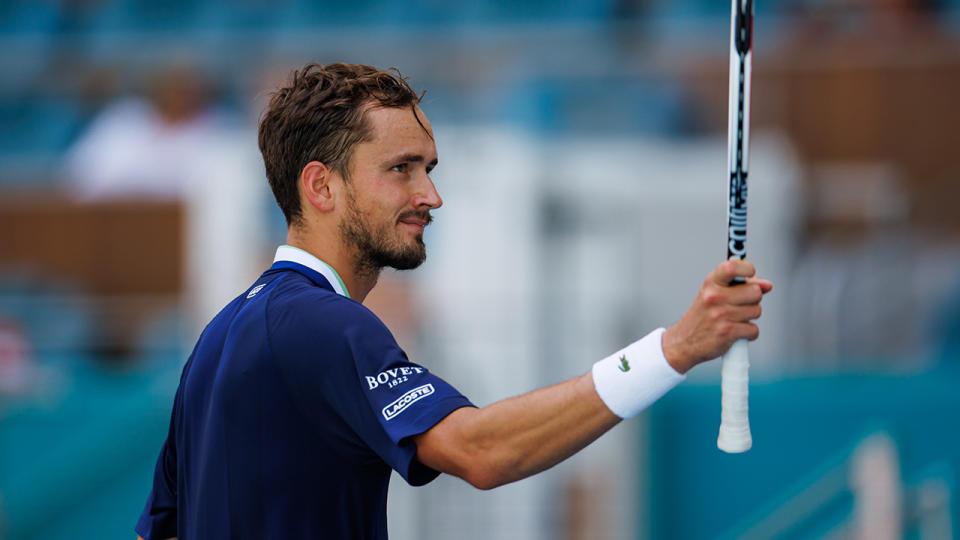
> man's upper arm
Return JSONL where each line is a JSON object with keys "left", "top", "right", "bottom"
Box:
{"left": 411, "top": 406, "right": 478, "bottom": 480}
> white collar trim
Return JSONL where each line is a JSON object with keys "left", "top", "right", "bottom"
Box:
{"left": 273, "top": 245, "right": 350, "bottom": 298}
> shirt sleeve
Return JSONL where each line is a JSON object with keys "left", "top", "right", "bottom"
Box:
{"left": 135, "top": 380, "right": 183, "bottom": 540}
{"left": 346, "top": 320, "right": 474, "bottom": 485}
{"left": 270, "top": 292, "right": 474, "bottom": 485}
{"left": 341, "top": 316, "right": 466, "bottom": 434}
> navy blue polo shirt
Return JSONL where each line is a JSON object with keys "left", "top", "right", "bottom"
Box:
{"left": 136, "top": 245, "right": 473, "bottom": 540}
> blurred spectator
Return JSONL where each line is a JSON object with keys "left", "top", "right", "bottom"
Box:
{"left": 61, "top": 63, "right": 232, "bottom": 201}
{"left": 0, "top": 316, "right": 31, "bottom": 395}
{"left": 362, "top": 270, "right": 422, "bottom": 357}
{"left": 787, "top": 0, "right": 949, "bottom": 51}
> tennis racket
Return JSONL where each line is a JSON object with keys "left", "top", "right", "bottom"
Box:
{"left": 717, "top": 0, "right": 754, "bottom": 454}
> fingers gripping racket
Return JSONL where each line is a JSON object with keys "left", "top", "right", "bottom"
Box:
{"left": 717, "top": 0, "right": 754, "bottom": 454}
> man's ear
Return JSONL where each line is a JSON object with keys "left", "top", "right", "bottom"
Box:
{"left": 299, "top": 161, "right": 337, "bottom": 213}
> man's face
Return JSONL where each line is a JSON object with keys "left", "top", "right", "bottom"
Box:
{"left": 338, "top": 105, "right": 441, "bottom": 273}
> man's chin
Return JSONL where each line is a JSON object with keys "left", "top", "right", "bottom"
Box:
{"left": 363, "top": 237, "right": 426, "bottom": 271}
{"left": 387, "top": 249, "right": 426, "bottom": 271}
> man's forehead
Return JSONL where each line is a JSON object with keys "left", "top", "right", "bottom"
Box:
{"left": 361, "top": 105, "right": 436, "bottom": 157}
{"left": 365, "top": 105, "right": 432, "bottom": 138}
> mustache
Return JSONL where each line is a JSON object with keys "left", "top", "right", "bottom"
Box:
{"left": 397, "top": 210, "right": 433, "bottom": 226}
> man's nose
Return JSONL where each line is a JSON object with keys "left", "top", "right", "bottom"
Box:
{"left": 415, "top": 176, "right": 443, "bottom": 209}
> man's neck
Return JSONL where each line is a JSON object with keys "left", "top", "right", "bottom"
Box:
{"left": 285, "top": 228, "right": 379, "bottom": 302}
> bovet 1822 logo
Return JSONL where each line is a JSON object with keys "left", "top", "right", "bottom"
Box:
{"left": 382, "top": 384, "right": 434, "bottom": 421}
{"left": 366, "top": 367, "right": 425, "bottom": 390}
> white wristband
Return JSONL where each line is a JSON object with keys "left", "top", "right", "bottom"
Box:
{"left": 591, "top": 328, "right": 686, "bottom": 419}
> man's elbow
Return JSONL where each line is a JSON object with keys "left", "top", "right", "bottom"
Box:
{"left": 462, "top": 468, "right": 503, "bottom": 490}
{"left": 415, "top": 410, "right": 518, "bottom": 490}
{"left": 459, "top": 455, "right": 517, "bottom": 490}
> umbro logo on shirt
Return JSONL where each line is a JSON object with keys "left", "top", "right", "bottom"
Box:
{"left": 382, "top": 384, "right": 434, "bottom": 420}
{"left": 247, "top": 284, "right": 267, "bottom": 298}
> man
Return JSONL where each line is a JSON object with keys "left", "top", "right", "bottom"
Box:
{"left": 136, "top": 63, "right": 772, "bottom": 540}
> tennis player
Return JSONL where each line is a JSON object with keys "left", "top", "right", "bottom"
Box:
{"left": 135, "top": 63, "right": 771, "bottom": 540}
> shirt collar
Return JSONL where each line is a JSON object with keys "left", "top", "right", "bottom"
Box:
{"left": 273, "top": 245, "right": 350, "bottom": 298}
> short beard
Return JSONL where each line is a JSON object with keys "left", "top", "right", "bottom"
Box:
{"left": 339, "top": 188, "right": 429, "bottom": 278}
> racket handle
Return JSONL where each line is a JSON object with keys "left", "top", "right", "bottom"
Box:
{"left": 718, "top": 338, "right": 752, "bottom": 453}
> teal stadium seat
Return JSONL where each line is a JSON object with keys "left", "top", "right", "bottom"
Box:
{"left": 0, "top": 97, "right": 84, "bottom": 172}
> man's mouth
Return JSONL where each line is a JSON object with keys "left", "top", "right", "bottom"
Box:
{"left": 398, "top": 212, "right": 432, "bottom": 230}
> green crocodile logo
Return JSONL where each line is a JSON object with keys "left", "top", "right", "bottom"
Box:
{"left": 618, "top": 355, "right": 630, "bottom": 372}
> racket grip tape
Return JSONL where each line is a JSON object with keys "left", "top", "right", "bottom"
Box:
{"left": 717, "top": 338, "right": 752, "bottom": 453}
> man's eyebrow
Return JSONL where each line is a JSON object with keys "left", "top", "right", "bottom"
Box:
{"left": 390, "top": 153, "right": 425, "bottom": 163}
{"left": 389, "top": 153, "right": 439, "bottom": 167}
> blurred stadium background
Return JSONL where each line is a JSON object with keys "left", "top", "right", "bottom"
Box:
{"left": 2, "top": 0, "right": 960, "bottom": 538}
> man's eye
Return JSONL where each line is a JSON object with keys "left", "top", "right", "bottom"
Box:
{"left": 391, "top": 164, "right": 407, "bottom": 173}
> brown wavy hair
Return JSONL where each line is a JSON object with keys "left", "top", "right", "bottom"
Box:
{"left": 258, "top": 63, "right": 421, "bottom": 226}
